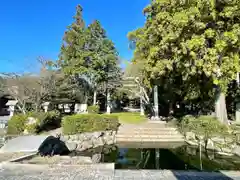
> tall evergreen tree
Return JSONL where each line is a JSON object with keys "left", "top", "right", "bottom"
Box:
{"left": 87, "top": 20, "right": 121, "bottom": 105}
{"left": 129, "top": 0, "right": 240, "bottom": 123}
{"left": 58, "top": 5, "right": 92, "bottom": 103}
{"left": 59, "top": 5, "right": 121, "bottom": 106}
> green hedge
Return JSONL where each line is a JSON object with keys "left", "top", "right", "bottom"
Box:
{"left": 62, "top": 114, "right": 119, "bottom": 135}
{"left": 7, "top": 111, "right": 60, "bottom": 135}
{"left": 87, "top": 105, "right": 100, "bottom": 114}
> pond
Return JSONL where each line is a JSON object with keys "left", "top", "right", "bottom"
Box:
{"left": 84, "top": 143, "right": 240, "bottom": 171}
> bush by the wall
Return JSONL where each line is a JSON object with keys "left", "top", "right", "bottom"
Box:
{"left": 62, "top": 114, "right": 119, "bottom": 135}
{"left": 7, "top": 114, "right": 28, "bottom": 135}
{"left": 87, "top": 105, "right": 100, "bottom": 114}
{"left": 179, "top": 115, "right": 229, "bottom": 139}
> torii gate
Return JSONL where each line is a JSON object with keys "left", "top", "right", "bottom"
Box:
{"left": 123, "top": 77, "right": 159, "bottom": 119}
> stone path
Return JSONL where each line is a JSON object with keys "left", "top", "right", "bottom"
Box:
{"left": 0, "top": 165, "right": 239, "bottom": 179}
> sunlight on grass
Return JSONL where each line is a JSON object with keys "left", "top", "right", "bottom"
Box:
{"left": 112, "top": 112, "right": 148, "bottom": 124}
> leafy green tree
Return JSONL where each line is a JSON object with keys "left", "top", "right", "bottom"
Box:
{"left": 129, "top": 0, "right": 240, "bottom": 123}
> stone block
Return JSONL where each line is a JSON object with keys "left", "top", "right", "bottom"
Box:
{"left": 185, "top": 132, "right": 196, "bottom": 140}
{"left": 65, "top": 142, "right": 77, "bottom": 151}
{"left": 92, "top": 137, "right": 104, "bottom": 148}
{"left": 92, "top": 131, "right": 103, "bottom": 138}
{"left": 91, "top": 153, "right": 102, "bottom": 163}
{"left": 80, "top": 141, "right": 93, "bottom": 151}
{"left": 233, "top": 145, "right": 240, "bottom": 156}
{"left": 0, "top": 135, "right": 49, "bottom": 153}
{"left": 206, "top": 139, "right": 215, "bottom": 150}
{"left": 60, "top": 135, "right": 70, "bottom": 142}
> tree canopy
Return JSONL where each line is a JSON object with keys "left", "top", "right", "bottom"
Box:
{"left": 128, "top": 0, "right": 240, "bottom": 118}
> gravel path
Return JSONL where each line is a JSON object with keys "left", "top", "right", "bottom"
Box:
{"left": 0, "top": 165, "right": 239, "bottom": 180}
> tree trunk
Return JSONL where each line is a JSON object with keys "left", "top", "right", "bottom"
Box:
{"left": 215, "top": 87, "right": 228, "bottom": 124}
{"left": 140, "top": 97, "right": 144, "bottom": 116}
{"left": 84, "top": 95, "right": 88, "bottom": 104}
{"left": 140, "top": 87, "right": 145, "bottom": 116}
{"left": 106, "top": 89, "right": 111, "bottom": 114}
{"left": 93, "top": 90, "right": 97, "bottom": 105}
{"left": 35, "top": 104, "right": 38, "bottom": 112}
{"left": 153, "top": 85, "right": 159, "bottom": 119}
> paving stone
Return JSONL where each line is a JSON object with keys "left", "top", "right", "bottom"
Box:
{"left": 0, "top": 165, "right": 239, "bottom": 179}
{"left": 0, "top": 135, "right": 49, "bottom": 153}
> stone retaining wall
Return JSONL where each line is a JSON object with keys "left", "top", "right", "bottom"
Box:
{"left": 185, "top": 132, "right": 240, "bottom": 156}
{"left": 60, "top": 131, "right": 117, "bottom": 152}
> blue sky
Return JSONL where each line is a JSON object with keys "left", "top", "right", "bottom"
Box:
{"left": 0, "top": 0, "right": 149, "bottom": 73}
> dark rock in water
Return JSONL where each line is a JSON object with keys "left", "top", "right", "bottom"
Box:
{"left": 38, "top": 136, "right": 70, "bottom": 156}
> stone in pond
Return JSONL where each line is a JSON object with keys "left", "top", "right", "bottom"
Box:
{"left": 0, "top": 135, "right": 49, "bottom": 153}
{"left": 38, "top": 136, "right": 70, "bottom": 156}
{"left": 91, "top": 153, "right": 102, "bottom": 163}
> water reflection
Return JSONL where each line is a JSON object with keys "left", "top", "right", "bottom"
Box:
{"left": 102, "top": 144, "right": 240, "bottom": 171}
{"left": 117, "top": 148, "right": 128, "bottom": 164}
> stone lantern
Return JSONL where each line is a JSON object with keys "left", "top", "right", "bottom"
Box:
{"left": 6, "top": 100, "right": 18, "bottom": 117}
{"left": 42, "top": 102, "right": 50, "bottom": 113}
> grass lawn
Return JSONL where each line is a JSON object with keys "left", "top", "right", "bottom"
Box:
{"left": 112, "top": 112, "right": 148, "bottom": 124}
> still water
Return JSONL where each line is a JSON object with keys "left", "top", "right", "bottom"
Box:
{"left": 97, "top": 144, "right": 240, "bottom": 171}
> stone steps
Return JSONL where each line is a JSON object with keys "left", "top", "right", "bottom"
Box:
{"left": 116, "top": 122, "right": 184, "bottom": 145}
{"left": 117, "top": 137, "right": 184, "bottom": 142}
{"left": 118, "top": 126, "right": 177, "bottom": 130}
{"left": 118, "top": 123, "right": 167, "bottom": 128}
{"left": 116, "top": 134, "right": 183, "bottom": 139}
{"left": 117, "top": 128, "right": 180, "bottom": 131}
{"left": 117, "top": 129, "right": 180, "bottom": 135}
{"left": 117, "top": 141, "right": 185, "bottom": 149}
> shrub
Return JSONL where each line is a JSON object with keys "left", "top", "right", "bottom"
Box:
{"left": 87, "top": 105, "right": 100, "bottom": 114}
{"left": 180, "top": 115, "right": 229, "bottom": 139}
{"left": 62, "top": 114, "right": 119, "bottom": 135}
{"left": 7, "top": 111, "right": 60, "bottom": 135}
{"left": 27, "top": 111, "right": 61, "bottom": 133}
{"left": 7, "top": 114, "right": 28, "bottom": 135}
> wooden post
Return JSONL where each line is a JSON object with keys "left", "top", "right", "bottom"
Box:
{"left": 199, "top": 140, "right": 203, "bottom": 171}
